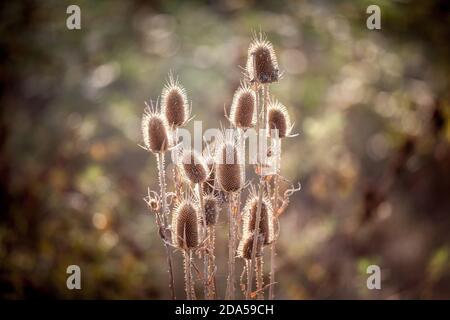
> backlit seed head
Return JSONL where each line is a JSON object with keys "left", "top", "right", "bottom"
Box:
{"left": 179, "top": 149, "right": 208, "bottom": 184}
{"left": 230, "top": 83, "right": 256, "bottom": 129}
{"left": 172, "top": 200, "right": 200, "bottom": 249}
{"left": 215, "top": 142, "right": 244, "bottom": 193}
{"left": 142, "top": 103, "right": 171, "bottom": 153}
{"left": 267, "top": 99, "right": 292, "bottom": 138}
{"left": 204, "top": 195, "right": 220, "bottom": 226}
{"left": 161, "top": 73, "right": 190, "bottom": 127}
{"left": 238, "top": 233, "right": 263, "bottom": 260}
{"left": 243, "top": 193, "right": 274, "bottom": 245}
{"left": 246, "top": 33, "right": 279, "bottom": 84}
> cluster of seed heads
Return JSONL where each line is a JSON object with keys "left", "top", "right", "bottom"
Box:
{"left": 141, "top": 32, "right": 298, "bottom": 300}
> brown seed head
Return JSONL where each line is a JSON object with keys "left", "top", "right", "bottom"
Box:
{"left": 204, "top": 195, "right": 220, "bottom": 226}
{"left": 243, "top": 194, "right": 274, "bottom": 245}
{"left": 179, "top": 150, "right": 208, "bottom": 184}
{"left": 215, "top": 142, "right": 244, "bottom": 193}
{"left": 230, "top": 83, "right": 256, "bottom": 129}
{"left": 267, "top": 99, "right": 292, "bottom": 138}
{"left": 172, "top": 200, "right": 199, "bottom": 249}
{"left": 142, "top": 107, "right": 171, "bottom": 153}
{"left": 238, "top": 233, "right": 263, "bottom": 260}
{"left": 161, "top": 74, "right": 189, "bottom": 127}
{"left": 246, "top": 34, "right": 279, "bottom": 84}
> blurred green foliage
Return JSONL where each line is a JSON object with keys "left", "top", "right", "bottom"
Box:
{"left": 1, "top": 0, "right": 449, "bottom": 299}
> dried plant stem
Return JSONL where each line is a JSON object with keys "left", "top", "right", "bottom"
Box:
{"left": 269, "top": 140, "right": 281, "bottom": 300}
{"left": 197, "top": 184, "right": 210, "bottom": 299}
{"left": 183, "top": 249, "right": 192, "bottom": 300}
{"left": 207, "top": 225, "right": 217, "bottom": 299}
{"left": 226, "top": 193, "right": 237, "bottom": 299}
{"left": 256, "top": 256, "right": 264, "bottom": 300}
{"left": 246, "top": 83, "right": 268, "bottom": 299}
{"left": 156, "top": 152, "right": 176, "bottom": 300}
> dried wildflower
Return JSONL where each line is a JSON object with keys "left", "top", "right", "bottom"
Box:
{"left": 179, "top": 149, "right": 208, "bottom": 184}
{"left": 243, "top": 193, "right": 274, "bottom": 245}
{"left": 230, "top": 83, "right": 256, "bottom": 129}
{"left": 246, "top": 33, "right": 279, "bottom": 84}
{"left": 267, "top": 99, "right": 293, "bottom": 138}
{"left": 204, "top": 195, "right": 220, "bottom": 226}
{"left": 238, "top": 233, "right": 263, "bottom": 260}
{"left": 161, "top": 73, "right": 190, "bottom": 127}
{"left": 142, "top": 103, "right": 171, "bottom": 153}
{"left": 215, "top": 141, "right": 244, "bottom": 193}
{"left": 172, "top": 200, "right": 200, "bottom": 249}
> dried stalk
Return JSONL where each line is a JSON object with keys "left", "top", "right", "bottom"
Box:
{"left": 156, "top": 152, "right": 176, "bottom": 300}
{"left": 269, "top": 139, "right": 281, "bottom": 300}
{"left": 197, "top": 184, "right": 210, "bottom": 299}
{"left": 226, "top": 193, "right": 237, "bottom": 299}
{"left": 183, "top": 249, "right": 191, "bottom": 300}
{"left": 256, "top": 256, "right": 264, "bottom": 300}
{"left": 246, "top": 83, "right": 268, "bottom": 299}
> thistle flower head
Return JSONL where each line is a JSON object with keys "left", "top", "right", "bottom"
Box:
{"left": 203, "top": 194, "right": 220, "bottom": 226}
{"left": 141, "top": 102, "right": 171, "bottom": 153}
{"left": 267, "top": 99, "right": 293, "bottom": 138}
{"left": 246, "top": 33, "right": 279, "bottom": 84}
{"left": 229, "top": 82, "right": 256, "bottom": 129}
{"left": 242, "top": 189, "right": 274, "bottom": 245}
{"left": 238, "top": 233, "right": 263, "bottom": 260}
{"left": 215, "top": 135, "right": 244, "bottom": 193}
{"left": 179, "top": 149, "right": 208, "bottom": 184}
{"left": 161, "top": 73, "right": 190, "bottom": 127}
{"left": 172, "top": 200, "right": 200, "bottom": 249}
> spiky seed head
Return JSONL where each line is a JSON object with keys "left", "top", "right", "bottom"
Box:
{"left": 204, "top": 195, "right": 220, "bottom": 226}
{"left": 230, "top": 83, "right": 256, "bottom": 129}
{"left": 246, "top": 34, "right": 279, "bottom": 84}
{"left": 215, "top": 142, "right": 244, "bottom": 193}
{"left": 179, "top": 150, "right": 208, "bottom": 184}
{"left": 238, "top": 233, "right": 263, "bottom": 260}
{"left": 172, "top": 200, "right": 199, "bottom": 249}
{"left": 267, "top": 99, "right": 292, "bottom": 138}
{"left": 161, "top": 74, "right": 189, "bottom": 127}
{"left": 243, "top": 194, "right": 274, "bottom": 245}
{"left": 142, "top": 107, "right": 171, "bottom": 153}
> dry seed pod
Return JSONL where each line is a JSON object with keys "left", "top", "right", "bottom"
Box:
{"left": 267, "top": 99, "right": 292, "bottom": 138}
{"left": 172, "top": 200, "right": 200, "bottom": 249}
{"left": 204, "top": 195, "right": 220, "bottom": 226}
{"left": 161, "top": 74, "right": 190, "bottom": 127}
{"left": 179, "top": 150, "right": 208, "bottom": 184}
{"left": 246, "top": 34, "right": 279, "bottom": 84}
{"left": 142, "top": 107, "right": 171, "bottom": 153}
{"left": 215, "top": 142, "right": 244, "bottom": 193}
{"left": 230, "top": 83, "right": 256, "bottom": 129}
{"left": 238, "top": 233, "right": 263, "bottom": 260}
{"left": 243, "top": 194, "right": 274, "bottom": 245}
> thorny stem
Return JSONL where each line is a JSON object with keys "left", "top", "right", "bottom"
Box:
{"left": 197, "top": 184, "right": 209, "bottom": 299}
{"left": 246, "top": 83, "right": 268, "bottom": 299}
{"left": 256, "top": 256, "right": 264, "bottom": 300}
{"left": 208, "top": 225, "right": 217, "bottom": 299}
{"left": 269, "top": 140, "right": 281, "bottom": 300}
{"left": 157, "top": 152, "right": 176, "bottom": 300}
{"left": 226, "top": 193, "right": 236, "bottom": 299}
{"left": 184, "top": 249, "right": 191, "bottom": 300}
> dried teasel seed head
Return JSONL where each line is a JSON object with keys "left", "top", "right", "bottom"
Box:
{"left": 172, "top": 200, "right": 199, "bottom": 249}
{"left": 229, "top": 83, "right": 256, "bottom": 129}
{"left": 142, "top": 105, "right": 171, "bottom": 153}
{"left": 203, "top": 195, "right": 220, "bottom": 226}
{"left": 179, "top": 149, "right": 208, "bottom": 184}
{"left": 246, "top": 33, "right": 279, "bottom": 84}
{"left": 161, "top": 74, "right": 190, "bottom": 127}
{"left": 238, "top": 233, "right": 263, "bottom": 260}
{"left": 243, "top": 194, "right": 274, "bottom": 245}
{"left": 267, "top": 99, "right": 292, "bottom": 138}
{"left": 215, "top": 142, "right": 244, "bottom": 193}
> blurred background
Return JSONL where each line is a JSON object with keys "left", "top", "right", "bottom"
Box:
{"left": 1, "top": 0, "right": 450, "bottom": 299}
